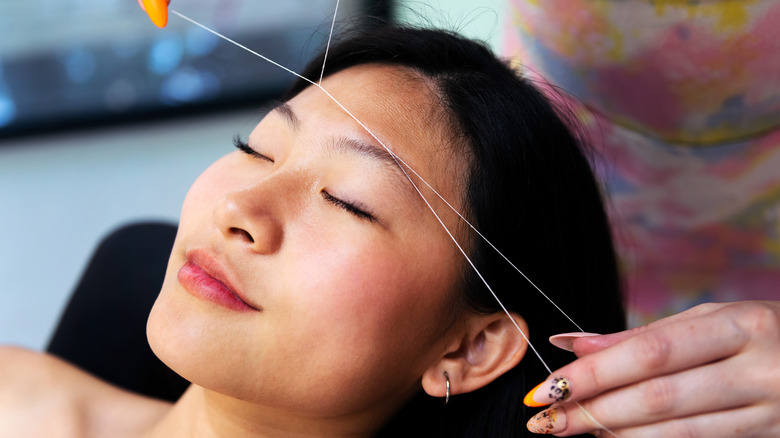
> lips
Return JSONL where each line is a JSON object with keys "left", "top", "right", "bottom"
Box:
{"left": 177, "top": 251, "right": 260, "bottom": 312}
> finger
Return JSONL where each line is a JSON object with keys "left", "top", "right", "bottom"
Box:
{"left": 612, "top": 404, "right": 777, "bottom": 438}
{"left": 550, "top": 303, "right": 730, "bottom": 357}
{"left": 636, "top": 302, "right": 727, "bottom": 330}
{"left": 527, "top": 404, "right": 773, "bottom": 437}
{"left": 571, "top": 331, "right": 636, "bottom": 357}
{"left": 547, "top": 332, "right": 623, "bottom": 356}
{"left": 548, "top": 333, "right": 603, "bottom": 353}
{"left": 575, "top": 300, "right": 779, "bottom": 358}
{"left": 536, "top": 359, "right": 754, "bottom": 435}
{"left": 524, "top": 307, "right": 748, "bottom": 407}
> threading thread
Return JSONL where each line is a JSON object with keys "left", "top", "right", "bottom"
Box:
{"left": 576, "top": 401, "right": 619, "bottom": 438}
{"left": 320, "top": 0, "right": 340, "bottom": 84}
{"left": 170, "top": 10, "right": 315, "bottom": 87}
{"left": 170, "top": 5, "right": 582, "bottom": 348}
{"left": 170, "top": 5, "right": 556, "bottom": 373}
{"left": 172, "top": 6, "right": 555, "bottom": 372}
{"left": 167, "top": 10, "right": 618, "bottom": 436}
{"left": 313, "top": 84, "right": 551, "bottom": 373}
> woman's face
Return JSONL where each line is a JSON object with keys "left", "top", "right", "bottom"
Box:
{"left": 148, "top": 64, "right": 469, "bottom": 425}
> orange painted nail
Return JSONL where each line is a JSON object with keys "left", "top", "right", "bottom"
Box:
{"left": 523, "top": 381, "right": 549, "bottom": 407}
{"left": 142, "top": 0, "right": 168, "bottom": 28}
{"left": 523, "top": 376, "right": 571, "bottom": 407}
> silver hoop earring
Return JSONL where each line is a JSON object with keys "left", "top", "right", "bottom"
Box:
{"left": 444, "top": 371, "right": 451, "bottom": 404}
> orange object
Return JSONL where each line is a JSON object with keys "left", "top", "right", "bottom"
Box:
{"left": 142, "top": 0, "right": 168, "bottom": 28}
{"left": 522, "top": 381, "right": 548, "bottom": 408}
{"left": 523, "top": 376, "right": 571, "bottom": 407}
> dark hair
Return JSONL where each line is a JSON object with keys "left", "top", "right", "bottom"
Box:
{"left": 285, "top": 26, "right": 625, "bottom": 438}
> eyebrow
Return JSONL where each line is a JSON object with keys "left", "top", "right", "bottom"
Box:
{"left": 329, "top": 136, "right": 422, "bottom": 209}
{"left": 270, "top": 101, "right": 301, "bottom": 131}
{"left": 269, "top": 100, "right": 421, "bottom": 206}
{"left": 329, "top": 136, "right": 402, "bottom": 168}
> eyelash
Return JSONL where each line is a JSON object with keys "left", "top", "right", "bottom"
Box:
{"left": 321, "top": 191, "right": 376, "bottom": 223}
{"left": 233, "top": 136, "right": 376, "bottom": 223}
{"left": 233, "top": 136, "right": 273, "bottom": 163}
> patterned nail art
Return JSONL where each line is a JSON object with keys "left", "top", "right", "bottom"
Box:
{"left": 524, "top": 376, "right": 572, "bottom": 407}
{"left": 526, "top": 406, "right": 566, "bottom": 434}
{"left": 547, "top": 377, "right": 570, "bottom": 402}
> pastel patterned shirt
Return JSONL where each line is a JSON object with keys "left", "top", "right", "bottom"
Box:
{"left": 504, "top": 0, "right": 780, "bottom": 326}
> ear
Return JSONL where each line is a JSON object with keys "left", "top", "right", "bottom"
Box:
{"left": 421, "top": 311, "right": 528, "bottom": 399}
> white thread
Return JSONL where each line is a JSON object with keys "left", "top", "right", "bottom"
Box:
{"left": 171, "top": 5, "right": 558, "bottom": 369}
{"left": 356, "top": 137, "right": 586, "bottom": 332}
{"left": 171, "top": 6, "right": 583, "bottom": 335}
{"left": 170, "top": 10, "right": 316, "bottom": 88}
{"left": 170, "top": 5, "right": 558, "bottom": 371}
{"left": 314, "top": 84, "right": 552, "bottom": 373}
{"left": 320, "top": 0, "right": 340, "bottom": 84}
{"left": 576, "top": 401, "right": 620, "bottom": 438}
{"left": 167, "top": 10, "right": 622, "bottom": 436}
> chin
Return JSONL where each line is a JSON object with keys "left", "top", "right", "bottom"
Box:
{"left": 146, "top": 275, "right": 211, "bottom": 381}
{"left": 146, "top": 282, "right": 263, "bottom": 401}
{"left": 146, "top": 286, "right": 192, "bottom": 381}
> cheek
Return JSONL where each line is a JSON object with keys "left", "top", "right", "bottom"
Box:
{"left": 294, "top": 236, "right": 406, "bottom": 312}
{"left": 266, "top": 240, "right": 444, "bottom": 408}
{"left": 179, "top": 152, "right": 248, "bottom": 221}
{"left": 283, "top": 229, "right": 455, "bottom": 361}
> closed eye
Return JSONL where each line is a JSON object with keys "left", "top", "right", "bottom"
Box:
{"left": 233, "top": 135, "right": 274, "bottom": 163}
{"left": 321, "top": 190, "right": 376, "bottom": 223}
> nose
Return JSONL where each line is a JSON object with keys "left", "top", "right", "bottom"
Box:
{"left": 213, "top": 180, "right": 285, "bottom": 254}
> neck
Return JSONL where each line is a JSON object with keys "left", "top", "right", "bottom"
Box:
{"left": 144, "top": 385, "right": 385, "bottom": 438}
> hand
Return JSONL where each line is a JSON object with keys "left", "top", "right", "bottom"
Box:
{"left": 524, "top": 301, "right": 780, "bottom": 437}
{"left": 137, "top": 0, "right": 171, "bottom": 28}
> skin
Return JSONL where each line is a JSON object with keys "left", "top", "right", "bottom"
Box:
{"left": 0, "top": 346, "right": 170, "bottom": 438}
{"left": 0, "top": 64, "right": 528, "bottom": 437}
{"left": 146, "top": 64, "right": 525, "bottom": 437}
{"left": 530, "top": 301, "right": 780, "bottom": 437}
{"left": 143, "top": 2, "right": 780, "bottom": 436}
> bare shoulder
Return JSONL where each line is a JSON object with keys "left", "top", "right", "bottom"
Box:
{"left": 0, "top": 346, "right": 171, "bottom": 437}
{"left": 0, "top": 345, "right": 78, "bottom": 402}
{"left": 0, "top": 345, "right": 88, "bottom": 387}
{"left": 0, "top": 346, "right": 87, "bottom": 436}
{"left": 0, "top": 345, "right": 113, "bottom": 401}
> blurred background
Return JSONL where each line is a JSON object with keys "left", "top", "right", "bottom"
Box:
{"left": 0, "top": 0, "right": 505, "bottom": 350}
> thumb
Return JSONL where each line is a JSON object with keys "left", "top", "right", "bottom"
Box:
{"left": 560, "top": 303, "right": 728, "bottom": 356}
{"left": 549, "top": 331, "right": 632, "bottom": 357}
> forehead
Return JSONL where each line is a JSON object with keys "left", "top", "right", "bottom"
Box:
{"left": 290, "top": 64, "right": 469, "bottom": 210}
{"left": 294, "top": 64, "right": 445, "bottom": 144}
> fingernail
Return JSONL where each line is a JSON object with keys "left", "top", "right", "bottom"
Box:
{"left": 526, "top": 406, "right": 567, "bottom": 434}
{"left": 588, "top": 432, "right": 602, "bottom": 437}
{"left": 143, "top": 0, "right": 168, "bottom": 28}
{"left": 523, "top": 376, "right": 571, "bottom": 407}
{"left": 549, "top": 332, "right": 601, "bottom": 352}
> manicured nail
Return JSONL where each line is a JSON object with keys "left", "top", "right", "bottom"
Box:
{"left": 523, "top": 376, "right": 571, "bottom": 407}
{"left": 142, "top": 0, "right": 168, "bottom": 28}
{"left": 549, "top": 332, "right": 601, "bottom": 352}
{"left": 527, "top": 406, "right": 567, "bottom": 434}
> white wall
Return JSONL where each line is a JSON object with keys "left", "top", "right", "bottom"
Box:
{"left": 0, "top": 110, "right": 259, "bottom": 349}
{"left": 396, "top": 0, "right": 506, "bottom": 52}
{"left": 0, "top": 0, "right": 507, "bottom": 351}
